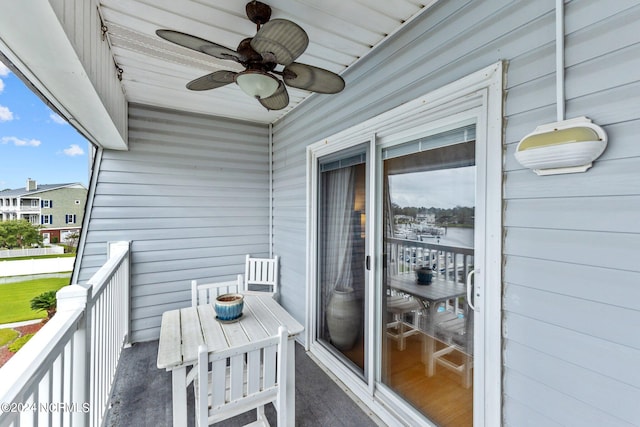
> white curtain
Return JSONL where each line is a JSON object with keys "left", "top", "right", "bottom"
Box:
{"left": 322, "top": 167, "right": 355, "bottom": 295}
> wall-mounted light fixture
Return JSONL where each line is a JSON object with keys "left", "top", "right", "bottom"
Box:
{"left": 514, "top": 116, "right": 607, "bottom": 176}
{"left": 515, "top": 0, "right": 608, "bottom": 176}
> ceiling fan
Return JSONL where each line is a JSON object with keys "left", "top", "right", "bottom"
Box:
{"left": 156, "top": 0, "right": 345, "bottom": 111}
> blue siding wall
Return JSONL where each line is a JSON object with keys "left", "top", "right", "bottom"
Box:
{"left": 272, "top": 0, "right": 640, "bottom": 425}
{"left": 77, "top": 104, "right": 269, "bottom": 342}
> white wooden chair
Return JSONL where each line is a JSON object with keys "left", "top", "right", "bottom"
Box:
{"left": 386, "top": 293, "right": 424, "bottom": 351}
{"left": 244, "top": 254, "right": 279, "bottom": 297}
{"left": 191, "top": 275, "right": 244, "bottom": 306}
{"left": 195, "top": 326, "right": 288, "bottom": 426}
{"left": 428, "top": 308, "right": 473, "bottom": 388}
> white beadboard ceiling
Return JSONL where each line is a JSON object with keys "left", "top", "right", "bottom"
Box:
{"left": 98, "top": 0, "right": 436, "bottom": 124}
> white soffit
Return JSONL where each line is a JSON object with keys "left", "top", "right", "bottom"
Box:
{"left": 98, "top": 0, "right": 438, "bottom": 124}
{"left": 0, "top": 2, "right": 128, "bottom": 150}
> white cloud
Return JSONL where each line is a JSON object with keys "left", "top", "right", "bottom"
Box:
{"left": 389, "top": 166, "right": 476, "bottom": 209}
{"left": 1, "top": 136, "right": 41, "bottom": 147}
{"left": 49, "top": 112, "right": 67, "bottom": 125}
{"left": 0, "top": 105, "right": 13, "bottom": 121}
{"left": 63, "top": 144, "right": 84, "bottom": 156}
{"left": 0, "top": 63, "right": 10, "bottom": 95}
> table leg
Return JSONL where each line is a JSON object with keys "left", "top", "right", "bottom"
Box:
{"left": 286, "top": 337, "right": 296, "bottom": 425}
{"left": 171, "top": 367, "right": 188, "bottom": 426}
{"left": 424, "top": 304, "right": 436, "bottom": 377}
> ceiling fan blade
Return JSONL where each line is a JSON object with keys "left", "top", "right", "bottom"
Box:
{"left": 156, "top": 29, "right": 242, "bottom": 62}
{"left": 250, "top": 19, "right": 309, "bottom": 66}
{"left": 259, "top": 81, "right": 289, "bottom": 110}
{"left": 283, "top": 63, "right": 345, "bottom": 94}
{"left": 186, "top": 70, "right": 237, "bottom": 91}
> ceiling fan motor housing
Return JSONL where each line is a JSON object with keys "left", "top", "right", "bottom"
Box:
{"left": 236, "top": 38, "right": 277, "bottom": 71}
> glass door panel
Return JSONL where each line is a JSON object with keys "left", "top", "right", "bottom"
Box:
{"left": 381, "top": 130, "right": 476, "bottom": 426}
{"left": 317, "top": 145, "right": 367, "bottom": 375}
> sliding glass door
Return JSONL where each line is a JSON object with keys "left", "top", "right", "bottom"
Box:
{"left": 381, "top": 126, "right": 476, "bottom": 426}
{"left": 308, "top": 64, "right": 503, "bottom": 426}
{"left": 316, "top": 144, "right": 368, "bottom": 375}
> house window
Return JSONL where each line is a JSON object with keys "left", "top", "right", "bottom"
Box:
{"left": 41, "top": 215, "right": 53, "bottom": 225}
{"left": 41, "top": 199, "right": 53, "bottom": 208}
{"left": 65, "top": 214, "right": 77, "bottom": 224}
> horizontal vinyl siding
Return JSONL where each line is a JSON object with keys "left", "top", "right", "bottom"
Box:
{"left": 272, "top": 0, "right": 640, "bottom": 424}
{"left": 502, "top": 0, "right": 640, "bottom": 425}
{"left": 272, "top": 0, "right": 561, "bottom": 331}
{"left": 77, "top": 104, "right": 269, "bottom": 342}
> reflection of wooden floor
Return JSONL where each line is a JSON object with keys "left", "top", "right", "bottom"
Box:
{"left": 384, "top": 334, "right": 473, "bottom": 427}
{"left": 341, "top": 336, "right": 365, "bottom": 371}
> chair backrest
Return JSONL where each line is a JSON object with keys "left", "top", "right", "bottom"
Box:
{"left": 191, "top": 275, "right": 243, "bottom": 306}
{"left": 244, "top": 254, "right": 279, "bottom": 296}
{"left": 196, "top": 326, "right": 288, "bottom": 426}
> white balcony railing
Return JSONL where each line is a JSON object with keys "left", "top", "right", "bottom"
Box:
{"left": 0, "top": 241, "right": 130, "bottom": 427}
{"left": 386, "top": 236, "right": 474, "bottom": 282}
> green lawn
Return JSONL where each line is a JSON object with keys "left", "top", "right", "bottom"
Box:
{"left": 0, "top": 328, "right": 18, "bottom": 346}
{"left": 0, "top": 278, "right": 70, "bottom": 324}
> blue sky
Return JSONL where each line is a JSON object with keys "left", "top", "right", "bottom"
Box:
{"left": 0, "top": 62, "right": 90, "bottom": 191}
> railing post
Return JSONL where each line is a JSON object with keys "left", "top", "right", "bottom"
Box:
{"left": 57, "top": 284, "right": 91, "bottom": 427}
{"left": 108, "top": 241, "right": 131, "bottom": 346}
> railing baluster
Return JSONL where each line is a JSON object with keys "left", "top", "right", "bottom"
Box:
{"left": 0, "top": 241, "right": 130, "bottom": 427}
{"left": 386, "top": 237, "right": 473, "bottom": 279}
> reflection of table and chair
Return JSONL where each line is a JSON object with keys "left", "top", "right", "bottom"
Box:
{"left": 157, "top": 293, "right": 304, "bottom": 426}
{"left": 387, "top": 275, "right": 473, "bottom": 387}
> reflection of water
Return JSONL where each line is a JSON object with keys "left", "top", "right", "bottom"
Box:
{"left": 431, "top": 227, "right": 473, "bottom": 248}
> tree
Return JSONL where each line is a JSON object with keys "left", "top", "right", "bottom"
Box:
{"left": 64, "top": 231, "right": 80, "bottom": 252}
{"left": 0, "top": 219, "right": 43, "bottom": 249}
{"left": 30, "top": 290, "right": 57, "bottom": 323}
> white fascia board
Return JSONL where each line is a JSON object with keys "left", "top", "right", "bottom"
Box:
{"left": 0, "top": 1, "right": 127, "bottom": 150}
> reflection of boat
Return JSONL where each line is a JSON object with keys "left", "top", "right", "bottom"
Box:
{"left": 413, "top": 224, "right": 445, "bottom": 237}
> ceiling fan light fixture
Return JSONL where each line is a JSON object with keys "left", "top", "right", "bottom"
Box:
{"left": 235, "top": 70, "right": 279, "bottom": 99}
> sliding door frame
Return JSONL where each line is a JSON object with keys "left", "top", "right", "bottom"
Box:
{"left": 306, "top": 62, "right": 504, "bottom": 426}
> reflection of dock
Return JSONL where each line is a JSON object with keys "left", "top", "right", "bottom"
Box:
{"left": 413, "top": 224, "right": 446, "bottom": 237}
{"left": 394, "top": 226, "right": 445, "bottom": 241}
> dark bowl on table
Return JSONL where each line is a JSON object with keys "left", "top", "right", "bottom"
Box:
{"left": 416, "top": 267, "right": 433, "bottom": 285}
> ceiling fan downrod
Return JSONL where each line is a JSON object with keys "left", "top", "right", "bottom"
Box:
{"left": 246, "top": 1, "right": 272, "bottom": 30}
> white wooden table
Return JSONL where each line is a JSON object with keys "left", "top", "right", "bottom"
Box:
{"left": 157, "top": 293, "right": 304, "bottom": 426}
{"left": 388, "top": 275, "right": 469, "bottom": 375}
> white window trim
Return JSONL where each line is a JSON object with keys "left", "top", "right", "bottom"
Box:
{"left": 306, "top": 61, "right": 504, "bottom": 427}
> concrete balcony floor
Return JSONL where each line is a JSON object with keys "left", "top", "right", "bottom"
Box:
{"left": 105, "top": 340, "right": 381, "bottom": 426}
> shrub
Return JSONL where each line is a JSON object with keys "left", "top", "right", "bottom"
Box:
{"left": 30, "top": 290, "right": 57, "bottom": 322}
{"left": 8, "top": 334, "right": 34, "bottom": 353}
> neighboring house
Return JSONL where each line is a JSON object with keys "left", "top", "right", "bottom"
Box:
{"left": 416, "top": 213, "right": 436, "bottom": 224}
{"left": 0, "top": 178, "right": 87, "bottom": 244}
{"left": 0, "top": 1, "right": 638, "bottom": 427}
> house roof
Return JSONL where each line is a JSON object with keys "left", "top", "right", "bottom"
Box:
{"left": 0, "top": 183, "right": 85, "bottom": 197}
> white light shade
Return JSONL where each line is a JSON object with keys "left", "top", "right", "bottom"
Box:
{"left": 235, "top": 70, "right": 279, "bottom": 99}
{"left": 515, "top": 116, "right": 607, "bottom": 175}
